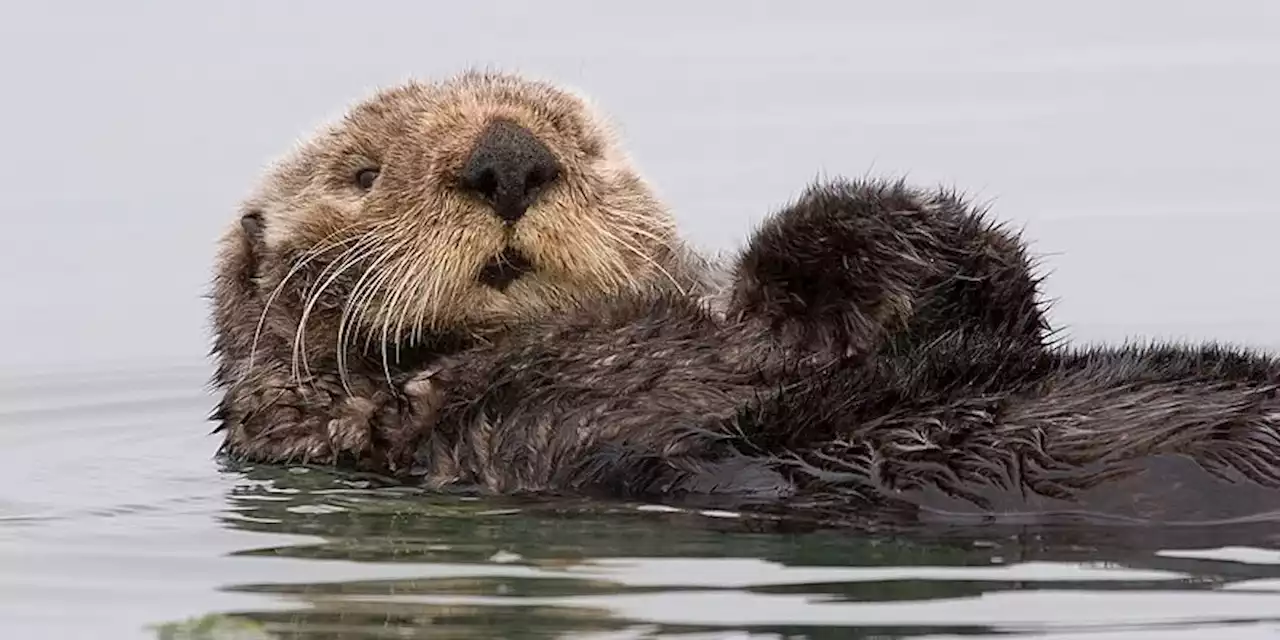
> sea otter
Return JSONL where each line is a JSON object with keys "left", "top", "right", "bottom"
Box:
{"left": 211, "top": 70, "right": 1280, "bottom": 525}
{"left": 209, "top": 71, "right": 1051, "bottom": 478}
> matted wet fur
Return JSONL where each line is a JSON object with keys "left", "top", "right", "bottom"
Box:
{"left": 727, "top": 178, "right": 1049, "bottom": 359}
{"left": 729, "top": 333, "right": 1280, "bottom": 523}
{"left": 208, "top": 69, "right": 1051, "bottom": 479}
{"left": 409, "top": 283, "right": 1280, "bottom": 524}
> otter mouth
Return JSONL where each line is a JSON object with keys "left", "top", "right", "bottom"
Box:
{"left": 479, "top": 248, "right": 534, "bottom": 291}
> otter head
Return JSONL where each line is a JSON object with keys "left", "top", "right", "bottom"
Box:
{"left": 212, "top": 70, "right": 695, "bottom": 380}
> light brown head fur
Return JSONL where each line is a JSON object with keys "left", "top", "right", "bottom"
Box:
{"left": 211, "top": 70, "right": 705, "bottom": 390}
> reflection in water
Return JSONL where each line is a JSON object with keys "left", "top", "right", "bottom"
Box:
{"left": 152, "top": 461, "right": 1280, "bottom": 638}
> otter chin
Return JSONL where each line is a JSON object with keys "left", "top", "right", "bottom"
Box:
{"left": 478, "top": 248, "right": 534, "bottom": 292}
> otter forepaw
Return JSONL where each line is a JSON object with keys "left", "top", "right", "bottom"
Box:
{"left": 348, "top": 367, "right": 448, "bottom": 475}
{"left": 219, "top": 378, "right": 415, "bottom": 474}
{"left": 326, "top": 395, "right": 380, "bottom": 462}
{"left": 402, "top": 365, "right": 447, "bottom": 417}
{"left": 403, "top": 365, "right": 440, "bottom": 400}
{"left": 329, "top": 388, "right": 440, "bottom": 475}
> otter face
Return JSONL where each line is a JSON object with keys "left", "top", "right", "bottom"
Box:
{"left": 221, "top": 70, "right": 689, "bottom": 372}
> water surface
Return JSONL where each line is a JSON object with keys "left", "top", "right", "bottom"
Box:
{"left": 7, "top": 365, "right": 1280, "bottom": 638}
{"left": 2, "top": 1, "right": 1280, "bottom": 638}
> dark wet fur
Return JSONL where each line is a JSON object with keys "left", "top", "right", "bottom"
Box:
{"left": 729, "top": 179, "right": 1050, "bottom": 359}
{"left": 410, "top": 287, "right": 1280, "bottom": 521}
{"left": 729, "top": 334, "right": 1280, "bottom": 522}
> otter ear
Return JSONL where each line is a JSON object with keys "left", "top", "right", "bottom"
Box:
{"left": 210, "top": 207, "right": 271, "bottom": 368}
{"left": 726, "top": 179, "right": 937, "bottom": 358}
{"left": 237, "top": 209, "right": 267, "bottom": 272}
{"left": 217, "top": 208, "right": 268, "bottom": 292}
{"left": 240, "top": 209, "right": 265, "bottom": 244}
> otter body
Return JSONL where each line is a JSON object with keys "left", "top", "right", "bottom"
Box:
{"left": 209, "top": 70, "right": 1280, "bottom": 526}
{"left": 396, "top": 181, "right": 1280, "bottom": 522}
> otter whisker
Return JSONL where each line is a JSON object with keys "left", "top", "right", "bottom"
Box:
{"left": 382, "top": 252, "right": 425, "bottom": 372}
{"left": 388, "top": 221, "right": 464, "bottom": 349}
{"left": 246, "top": 231, "right": 362, "bottom": 378}
{"left": 572, "top": 215, "right": 639, "bottom": 293}
{"left": 296, "top": 232, "right": 385, "bottom": 306}
{"left": 389, "top": 231, "right": 463, "bottom": 383}
{"left": 342, "top": 246, "right": 405, "bottom": 385}
{"left": 351, "top": 242, "right": 416, "bottom": 362}
{"left": 610, "top": 218, "right": 673, "bottom": 246}
{"left": 256, "top": 235, "right": 375, "bottom": 387}
{"left": 336, "top": 234, "right": 412, "bottom": 392}
{"left": 376, "top": 246, "right": 425, "bottom": 387}
{"left": 332, "top": 221, "right": 412, "bottom": 363}
{"left": 244, "top": 226, "right": 369, "bottom": 384}
{"left": 422, "top": 228, "right": 470, "bottom": 337}
{"left": 590, "top": 218, "right": 687, "bottom": 297}
{"left": 428, "top": 229, "right": 472, "bottom": 338}
{"left": 611, "top": 221, "right": 690, "bottom": 293}
{"left": 410, "top": 247, "right": 444, "bottom": 346}
{"left": 293, "top": 245, "right": 374, "bottom": 387}
{"left": 291, "top": 240, "right": 383, "bottom": 386}
{"left": 353, "top": 262, "right": 404, "bottom": 359}
{"left": 291, "top": 236, "right": 383, "bottom": 384}
{"left": 395, "top": 235, "right": 437, "bottom": 348}
{"left": 354, "top": 237, "right": 422, "bottom": 381}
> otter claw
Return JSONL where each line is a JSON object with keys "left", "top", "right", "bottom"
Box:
{"left": 404, "top": 365, "right": 443, "bottom": 397}
{"left": 326, "top": 416, "right": 370, "bottom": 456}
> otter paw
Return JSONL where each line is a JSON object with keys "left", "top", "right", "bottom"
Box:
{"left": 402, "top": 365, "right": 447, "bottom": 417}
{"left": 326, "top": 395, "right": 381, "bottom": 462}
{"left": 352, "top": 368, "right": 448, "bottom": 474}
{"left": 272, "top": 428, "right": 340, "bottom": 467}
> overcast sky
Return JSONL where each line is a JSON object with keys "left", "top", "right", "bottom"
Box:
{"left": 1, "top": 0, "right": 1277, "bottom": 372}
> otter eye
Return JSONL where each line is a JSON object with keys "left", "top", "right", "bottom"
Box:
{"left": 355, "top": 168, "right": 380, "bottom": 191}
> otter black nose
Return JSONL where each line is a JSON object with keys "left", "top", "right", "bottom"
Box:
{"left": 459, "top": 119, "right": 561, "bottom": 223}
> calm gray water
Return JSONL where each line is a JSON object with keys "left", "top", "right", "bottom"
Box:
{"left": 3, "top": 1, "right": 1280, "bottom": 637}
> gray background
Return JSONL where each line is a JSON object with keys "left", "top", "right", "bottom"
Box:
{"left": 2, "top": 0, "right": 1277, "bottom": 372}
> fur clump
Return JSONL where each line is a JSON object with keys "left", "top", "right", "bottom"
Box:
{"left": 408, "top": 289, "right": 782, "bottom": 494}
{"left": 408, "top": 300, "right": 1280, "bottom": 523}
{"left": 728, "top": 178, "right": 1049, "bottom": 361}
